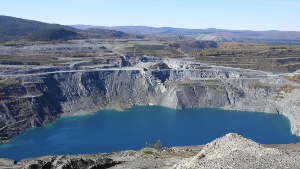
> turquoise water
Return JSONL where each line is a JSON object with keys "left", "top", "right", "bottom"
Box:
{"left": 0, "top": 106, "right": 299, "bottom": 161}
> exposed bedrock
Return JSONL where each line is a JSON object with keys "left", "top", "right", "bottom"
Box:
{"left": 0, "top": 68, "right": 300, "bottom": 142}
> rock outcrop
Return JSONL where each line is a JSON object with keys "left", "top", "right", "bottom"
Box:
{"left": 0, "top": 155, "right": 120, "bottom": 169}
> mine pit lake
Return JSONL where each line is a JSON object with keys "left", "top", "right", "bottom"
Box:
{"left": 0, "top": 106, "right": 300, "bottom": 161}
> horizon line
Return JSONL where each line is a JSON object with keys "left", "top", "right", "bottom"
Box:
{"left": 2, "top": 14, "right": 300, "bottom": 32}
{"left": 71, "top": 24, "right": 300, "bottom": 32}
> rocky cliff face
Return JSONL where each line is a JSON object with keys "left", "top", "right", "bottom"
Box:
{"left": 0, "top": 63, "right": 300, "bottom": 142}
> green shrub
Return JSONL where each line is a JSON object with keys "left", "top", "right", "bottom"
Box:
{"left": 145, "top": 139, "right": 163, "bottom": 150}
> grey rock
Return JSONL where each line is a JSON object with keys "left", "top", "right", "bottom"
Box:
{"left": 173, "top": 133, "right": 300, "bottom": 169}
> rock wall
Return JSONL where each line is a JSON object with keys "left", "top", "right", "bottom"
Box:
{"left": 0, "top": 68, "right": 300, "bottom": 142}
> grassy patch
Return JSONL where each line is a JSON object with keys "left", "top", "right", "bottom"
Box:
{"left": 192, "top": 43, "right": 300, "bottom": 72}
{"left": 63, "top": 53, "right": 98, "bottom": 58}
{"left": 134, "top": 45, "right": 166, "bottom": 50}
{"left": 248, "top": 82, "right": 271, "bottom": 90}
{"left": 0, "top": 79, "right": 21, "bottom": 88}
{"left": 123, "top": 44, "right": 182, "bottom": 58}
{"left": 161, "top": 150, "right": 197, "bottom": 159}
{"left": 0, "top": 55, "right": 64, "bottom": 66}
{"left": 141, "top": 148, "right": 156, "bottom": 155}
{"left": 278, "top": 85, "right": 298, "bottom": 93}
{"left": 175, "top": 80, "right": 202, "bottom": 86}
{"left": 284, "top": 74, "right": 300, "bottom": 83}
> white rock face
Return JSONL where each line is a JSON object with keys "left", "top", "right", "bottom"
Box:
{"left": 173, "top": 133, "right": 300, "bottom": 169}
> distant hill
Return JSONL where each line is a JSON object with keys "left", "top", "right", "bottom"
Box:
{"left": 0, "top": 15, "right": 76, "bottom": 42}
{"left": 72, "top": 25, "right": 300, "bottom": 44}
{"left": 169, "top": 40, "right": 218, "bottom": 52}
{"left": 28, "top": 28, "right": 80, "bottom": 41}
{"left": 80, "top": 28, "right": 133, "bottom": 39}
{"left": 0, "top": 15, "right": 131, "bottom": 43}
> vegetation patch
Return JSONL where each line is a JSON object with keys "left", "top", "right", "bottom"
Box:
{"left": 135, "top": 45, "right": 166, "bottom": 50}
{"left": 145, "top": 139, "right": 163, "bottom": 150}
{"left": 141, "top": 148, "right": 156, "bottom": 155}
{"left": 0, "top": 15, "right": 131, "bottom": 43}
{"left": 169, "top": 40, "right": 218, "bottom": 52}
{"left": 0, "top": 15, "right": 68, "bottom": 42}
{"left": 123, "top": 44, "right": 182, "bottom": 58}
{"left": 204, "top": 79, "right": 220, "bottom": 83}
{"left": 160, "top": 149, "right": 198, "bottom": 159}
{"left": 278, "top": 85, "right": 299, "bottom": 93}
{"left": 141, "top": 139, "right": 197, "bottom": 159}
{"left": 284, "top": 74, "right": 300, "bottom": 83}
{"left": 191, "top": 42, "right": 300, "bottom": 72}
{"left": 63, "top": 53, "right": 98, "bottom": 58}
{"left": 0, "top": 55, "right": 65, "bottom": 66}
{"left": 0, "top": 79, "right": 21, "bottom": 88}
{"left": 175, "top": 79, "right": 203, "bottom": 86}
{"left": 28, "top": 28, "right": 80, "bottom": 41}
{"left": 248, "top": 82, "right": 271, "bottom": 90}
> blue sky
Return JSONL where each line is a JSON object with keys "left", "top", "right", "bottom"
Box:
{"left": 1, "top": 0, "right": 300, "bottom": 31}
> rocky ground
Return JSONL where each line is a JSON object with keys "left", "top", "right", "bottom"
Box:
{"left": 0, "top": 133, "right": 299, "bottom": 169}
{"left": 173, "top": 133, "right": 300, "bottom": 169}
